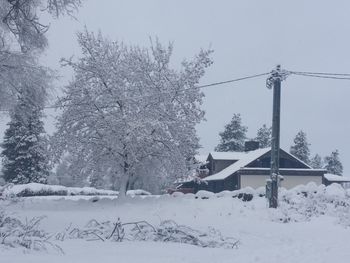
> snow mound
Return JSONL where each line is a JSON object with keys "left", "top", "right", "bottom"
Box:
{"left": 1, "top": 183, "right": 118, "bottom": 197}
{"left": 0, "top": 183, "right": 151, "bottom": 198}
{"left": 195, "top": 190, "right": 215, "bottom": 199}
{"left": 276, "top": 182, "right": 350, "bottom": 225}
{"left": 171, "top": 191, "right": 184, "bottom": 197}
{"left": 127, "top": 189, "right": 151, "bottom": 197}
{"left": 214, "top": 187, "right": 256, "bottom": 201}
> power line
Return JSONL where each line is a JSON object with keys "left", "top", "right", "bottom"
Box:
{"left": 195, "top": 72, "right": 270, "bottom": 88}
{"left": 2, "top": 69, "right": 350, "bottom": 113}
{"left": 0, "top": 71, "right": 271, "bottom": 112}
{"left": 52, "top": 71, "right": 271, "bottom": 109}
{"left": 289, "top": 72, "right": 350, "bottom": 80}
{"left": 289, "top": 70, "right": 350, "bottom": 77}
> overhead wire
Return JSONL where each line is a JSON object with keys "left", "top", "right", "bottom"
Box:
{"left": 0, "top": 71, "right": 271, "bottom": 112}
{"left": 289, "top": 71, "right": 350, "bottom": 80}
{"left": 2, "top": 69, "right": 350, "bottom": 113}
{"left": 289, "top": 70, "right": 350, "bottom": 76}
{"left": 195, "top": 72, "right": 270, "bottom": 88}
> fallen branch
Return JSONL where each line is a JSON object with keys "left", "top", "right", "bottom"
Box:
{"left": 57, "top": 218, "right": 239, "bottom": 249}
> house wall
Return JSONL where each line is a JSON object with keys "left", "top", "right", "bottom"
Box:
{"left": 246, "top": 150, "right": 310, "bottom": 169}
{"left": 209, "top": 159, "right": 235, "bottom": 175}
{"left": 240, "top": 175, "right": 322, "bottom": 189}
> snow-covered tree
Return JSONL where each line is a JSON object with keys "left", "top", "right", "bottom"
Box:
{"left": 310, "top": 154, "right": 323, "bottom": 169}
{"left": 324, "top": 150, "right": 343, "bottom": 175}
{"left": 1, "top": 89, "right": 50, "bottom": 184}
{"left": 215, "top": 113, "right": 247, "bottom": 152}
{"left": 53, "top": 155, "right": 87, "bottom": 187}
{"left": 128, "top": 159, "right": 177, "bottom": 194}
{"left": 0, "top": 50, "right": 51, "bottom": 110}
{"left": 290, "top": 130, "right": 310, "bottom": 164}
{"left": 51, "top": 30, "right": 213, "bottom": 197}
{"left": 255, "top": 124, "right": 272, "bottom": 148}
{"left": 0, "top": 0, "right": 82, "bottom": 52}
{"left": 0, "top": 0, "right": 81, "bottom": 110}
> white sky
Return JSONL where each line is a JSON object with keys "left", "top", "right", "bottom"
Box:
{"left": 4, "top": 0, "right": 350, "bottom": 174}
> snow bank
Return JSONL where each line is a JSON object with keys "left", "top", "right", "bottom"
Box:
{"left": 276, "top": 182, "right": 350, "bottom": 225}
{"left": 170, "top": 183, "right": 350, "bottom": 226}
{"left": 195, "top": 190, "right": 215, "bottom": 199}
{"left": 194, "top": 187, "right": 258, "bottom": 201}
{"left": 2, "top": 182, "right": 349, "bottom": 226}
{"left": 0, "top": 183, "right": 150, "bottom": 198}
{"left": 127, "top": 189, "right": 151, "bottom": 196}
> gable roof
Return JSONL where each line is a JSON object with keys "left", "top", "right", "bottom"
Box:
{"left": 204, "top": 147, "right": 314, "bottom": 181}
{"left": 205, "top": 148, "right": 270, "bottom": 181}
{"left": 209, "top": 152, "right": 247, "bottom": 161}
{"left": 281, "top": 150, "right": 313, "bottom": 169}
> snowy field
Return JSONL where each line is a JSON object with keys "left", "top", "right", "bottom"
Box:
{"left": 1, "top": 184, "right": 350, "bottom": 263}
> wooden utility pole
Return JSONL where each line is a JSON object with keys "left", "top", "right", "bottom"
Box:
{"left": 266, "top": 65, "right": 288, "bottom": 208}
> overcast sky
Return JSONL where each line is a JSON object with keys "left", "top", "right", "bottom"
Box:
{"left": 4, "top": 0, "right": 350, "bottom": 175}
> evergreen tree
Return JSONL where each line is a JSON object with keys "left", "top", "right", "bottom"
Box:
{"left": 215, "top": 114, "right": 247, "bottom": 152}
{"left": 310, "top": 154, "right": 323, "bottom": 169}
{"left": 324, "top": 150, "right": 343, "bottom": 175}
{"left": 290, "top": 130, "right": 310, "bottom": 164}
{"left": 1, "top": 91, "right": 50, "bottom": 184}
{"left": 255, "top": 124, "right": 272, "bottom": 148}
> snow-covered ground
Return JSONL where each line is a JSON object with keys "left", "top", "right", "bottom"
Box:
{"left": 1, "top": 183, "right": 350, "bottom": 263}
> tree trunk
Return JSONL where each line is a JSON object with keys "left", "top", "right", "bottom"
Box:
{"left": 118, "top": 158, "right": 130, "bottom": 199}
{"left": 128, "top": 174, "right": 137, "bottom": 190}
{"left": 118, "top": 172, "right": 130, "bottom": 199}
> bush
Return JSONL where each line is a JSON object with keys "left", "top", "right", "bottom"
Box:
{"left": 0, "top": 210, "right": 62, "bottom": 252}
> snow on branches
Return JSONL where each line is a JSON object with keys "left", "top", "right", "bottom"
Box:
{"left": 0, "top": 50, "right": 51, "bottom": 110}
{"left": 0, "top": 0, "right": 80, "bottom": 109}
{"left": 0, "top": 0, "right": 82, "bottom": 52}
{"left": 1, "top": 89, "right": 50, "bottom": 184}
{"left": 52, "top": 30, "right": 213, "bottom": 196}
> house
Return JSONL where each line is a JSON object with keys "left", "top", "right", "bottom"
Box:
{"left": 178, "top": 141, "right": 327, "bottom": 193}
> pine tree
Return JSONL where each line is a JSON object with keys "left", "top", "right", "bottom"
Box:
{"left": 215, "top": 114, "right": 247, "bottom": 152}
{"left": 1, "top": 91, "right": 50, "bottom": 184}
{"left": 290, "top": 130, "right": 310, "bottom": 164}
{"left": 324, "top": 150, "right": 343, "bottom": 175}
{"left": 255, "top": 124, "right": 272, "bottom": 148}
{"left": 310, "top": 154, "right": 323, "bottom": 169}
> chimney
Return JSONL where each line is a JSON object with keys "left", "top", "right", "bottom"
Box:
{"left": 245, "top": 140, "right": 260, "bottom": 152}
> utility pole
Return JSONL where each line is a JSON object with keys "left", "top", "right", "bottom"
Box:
{"left": 266, "top": 65, "right": 288, "bottom": 208}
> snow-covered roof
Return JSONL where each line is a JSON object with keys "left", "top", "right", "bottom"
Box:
{"left": 174, "top": 176, "right": 195, "bottom": 184}
{"left": 205, "top": 148, "right": 270, "bottom": 181}
{"left": 241, "top": 167, "right": 326, "bottom": 172}
{"left": 324, "top": 174, "right": 350, "bottom": 182}
{"left": 209, "top": 151, "right": 247, "bottom": 161}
